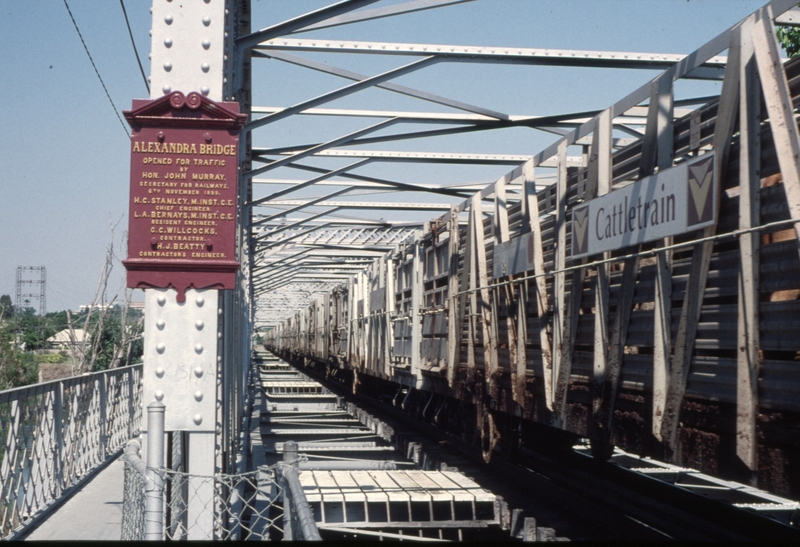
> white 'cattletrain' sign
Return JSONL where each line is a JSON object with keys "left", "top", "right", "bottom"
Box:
{"left": 571, "top": 153, "right": 715, "bottom": 258}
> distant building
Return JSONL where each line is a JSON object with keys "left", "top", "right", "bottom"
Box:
{"left": 76, "top": 304, "right": 114, "bottom": 313}
{"left": 48, "top": 329, "right": 85, "bottom": 350}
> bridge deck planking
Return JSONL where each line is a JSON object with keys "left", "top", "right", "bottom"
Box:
{"left": 22, "top": 457, "right": 125, "bottom": 541}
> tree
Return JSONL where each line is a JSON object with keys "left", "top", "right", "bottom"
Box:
{"left": 0, "top": 329, "right": 37, "bottom": 389}
{"left": 777, "top": 25, "right": 800, "bottom": 58}
{"left": 0, "top": 294, "right": 13, "bottom": 319}
{"left": 65, "top": 219, "right": 143, "bottom": 374}
{"left": 13, "top": 307, "right": 56, "bottom": 351}
{"left": 777, "top": 5, "right": 800, "bottom": 58}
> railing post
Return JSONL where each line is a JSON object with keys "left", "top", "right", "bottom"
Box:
{"left": 282, "top": 440, "right": 298, "bottom": 541}
{"left": 98, "top": 373, "right": 108, "bottom": 461}
{"left": 128, "top": 368, "right": 136, "bottom": 439}
{"left": 145, "top": 402, "right": 165, "bottom": 541}
{"left": 53, "top": 382, "right": 64, "bottom": 494}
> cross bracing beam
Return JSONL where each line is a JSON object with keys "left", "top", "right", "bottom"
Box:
{"left": 256, "top": 264, "right": 375, "bottom": 284}
{"left": 296, "top": 242, "right": 400, "bottom": 252}
{"left": 257, "top": 274, "right": 356, "bottom": 293}
{"left": 253, "top": 49, "right": 510, "bottom": 120}
{"left": 250, "top": 101, "right": 708, "bottom": 123}
{"left": 775, "top": 6, "right": 800, "bottom": 24}
{"left": 254, "top": 200, "right": 457, "bottom": 211}
{"left": 252, "top": 224, "right": 422, "bottom": 251}
{"left": 252, "top": 149, "right": 582, "bottom": 168}
{"left": 258, "top": 248, "right": 388, "bottom": 260}
{"left": 253, "top": 220, "right": 410, "bottom": 246}
{"left": 244, "top": 56, "right": 438, "bottom": 134}
{"left": 285, "top": 0, "right": 474, "bottom": 34}
{"left": 236, "top": 0, "right": 379, "bottom": 51}
{"left": 252, "top": 177, "right": 490, "bottom": 194}
{"left": 253, "top": 218, "right": 420, "bottom": 227}
{"left": 249, "top": 105, "right": 598, "bottom": 124}
{"left": 253, "top": 39, "right": 728, "bottom": 79}
{"left": 248, "top": 160, "right": 370, "bottom": 208}
{"left": 252, "top": 208, "right": 341, "bottom": 242}
{"left": 254, "top": 226, "right": 417, "bottom": 253}
{"left": 254, "top": 267, "right": 367, "bottom": 291}
{"left": 253, "top": 149, "right": 531, "bottom": 165}
{"left": 280, "top": 162, "right": 476, "bottom": 197}
{"left": 245, "top": 118, "right": 399, "bottom": 178}
{"left": 246, "top": 109, "right": 660, "bottom": 153}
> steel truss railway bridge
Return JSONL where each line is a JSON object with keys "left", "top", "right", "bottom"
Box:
{"left": 4, "top": 0, "right": 800, "bottom": 540}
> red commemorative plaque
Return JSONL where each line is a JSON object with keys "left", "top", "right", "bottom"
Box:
{"left": 122, "top": 91, "right": 247, "bottom": 301}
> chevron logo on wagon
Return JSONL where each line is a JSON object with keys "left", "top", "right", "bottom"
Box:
{"left": 571, "top": 153, "right": 716, "bottom": 258}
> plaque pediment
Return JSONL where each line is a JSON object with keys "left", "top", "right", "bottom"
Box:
{"left": 124, "top": 91, "right": 247, "bottom": 130}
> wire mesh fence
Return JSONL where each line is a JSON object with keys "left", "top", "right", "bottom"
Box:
{"left": 121, "top": 440, "right": 319, "bottom": 541}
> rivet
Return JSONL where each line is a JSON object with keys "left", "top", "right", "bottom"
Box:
{"left": 163, "top": 61, "right": 172, "bottom": 72}
{"left": 157, "top": 295, "right": 166, "bottom": 306}
{"left": 195, "top": 320, "right": 205, "bottom": 330}
{"left": 164, "top": 38, "right": 173, "bottom": 48}
{"left": 223, "top": 77, "right": 227, "bottom": 84}
{"left": 217, "top": 332, "right": 222, "bottom": 339}
{"left": 201, "top": 86, "right": 210, "bottom": 96}
{"left": 203, "top": 16, "right": 211, "bottom": 26}
{"left": 155, "top": 367, "right": 165, "bottom": 378}
{"left": 201, "top": 63, "right": 210, "bottom": 72}
{"left": 224, "top": 32, "right": 228, "bottom": 38}
{"left": 162, "top": 85, "right": 171, "bottom": 94}
{"left": 193, "top": 414, "right": 203, "bottom": 425}
{"left": 194, "top": 367, "right": 204, "bottom": 378}
{"left": 223, "top": 55, "right": 228, "bottom": 61}
{"left": 165, "top": 14, "right": 173, "bottom": 24}
{"left": 156, "top": 319, "right": 165, "bottom": 330}
{"left": 138, "top": 402, "right": 143, "bottom": 409}
{"left": 195, "top": 343, "right": 204, "bottom": 354}
{"left": 148, "top": 30, "right": 152, "bottom": 36}
{"left": 196, "top": 296, "right": 205, "bottom": 307}
{"left": 217, "top": 356, "right": 222, "bottom": 363}
{"left": 202, "top": 40, "right": 211, "bottom": 50}
{"left": 155, "top": 390, "right": 164, "bottom": 401}
{"left": 194, "top": 391, "right": 204, "bottom": 401}
{"left": 157, "top": 343, "right": 166, "bottom": 354}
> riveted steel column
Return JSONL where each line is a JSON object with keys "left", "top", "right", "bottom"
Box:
{"left": 146, "top": 0, "right": 232, "bottom": 540}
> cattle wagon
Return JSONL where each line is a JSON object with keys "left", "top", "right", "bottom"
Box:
{"left": 266, "top": 5, "right": 800, "bottom": 499}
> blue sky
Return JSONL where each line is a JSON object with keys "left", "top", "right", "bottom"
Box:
{"left": 0, "top": 0, "right": 776, "bottom": 311}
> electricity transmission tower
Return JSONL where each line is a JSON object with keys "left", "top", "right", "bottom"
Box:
{"left": 16, "top": 266, "right": 46, "bottom": 316}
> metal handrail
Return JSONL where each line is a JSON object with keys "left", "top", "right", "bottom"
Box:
{"left": 0, "top": 365, "right": 143, "bottom": 539}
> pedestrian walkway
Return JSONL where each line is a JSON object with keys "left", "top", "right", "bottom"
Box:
{"left": 23, "top": 456, "right": 125, "bottom": 541}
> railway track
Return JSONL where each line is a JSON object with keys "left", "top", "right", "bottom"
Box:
{"left": 287, "top": 354, "right": 800, "bottom": 542}
{"left": 254, "top": 353, "right": 527, "bottom": 541}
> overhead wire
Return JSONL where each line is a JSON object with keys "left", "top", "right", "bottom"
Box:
{"left": 62, "top": 0, "right": 130, "bottom": 138}
{"left": 119, "top": 0, "right": 150, "bottom": 95}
